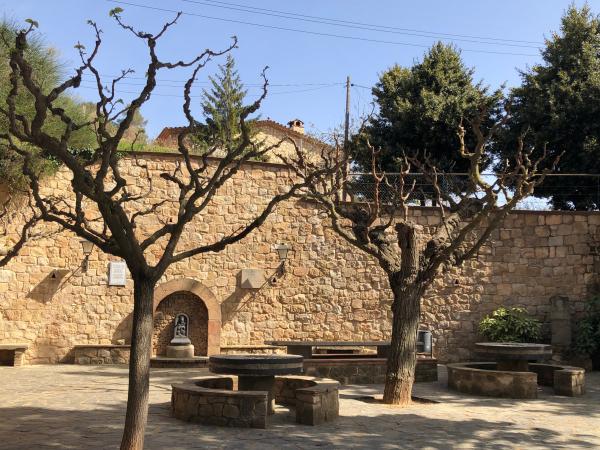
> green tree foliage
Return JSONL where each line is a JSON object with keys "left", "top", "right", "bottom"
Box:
{"left": 574, "top": 296, "right": 600, "bottom": 358}
{"left": 479, "top": 307, "right": 542, "bottom": 343}
{"left": 194, "top": 54, "right": 249, "bottom": 154}
{"left": 352, "top": 43, "right": 500, "bottom": 182}
{"left": 494, "top": 5, "right": 600, "bottom": 210}
{"left": 118, "top": 109, "right": 148, "bottom": 146}
{"left": 0, "top": 21, "right": 96, "bottom": 189}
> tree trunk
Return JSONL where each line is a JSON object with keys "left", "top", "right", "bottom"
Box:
{"left": 384, "top": 222, "right": 423, "bottom": 405}
{"left": 382, "top": 283, "right": 423, "bottom": 405}
{"left": 120, "top": 276, "right": 155, "bottom": 450}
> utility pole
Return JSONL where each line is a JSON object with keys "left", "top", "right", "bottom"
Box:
{"left": 343, "top": 75, "right": 351, "bottom": 151}
{"left": 342, "top": 76, "right": 351, "bottom": 201}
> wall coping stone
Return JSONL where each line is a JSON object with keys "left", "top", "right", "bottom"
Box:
{"left": 448, "top": 362, "right": 537, "bottom": 377}
{"left": 173, "top": 377, "right": 268, "bottom": 398}
{"left": 173, "top": 383, "right": 267, "bottom": 398}
{"left": 305, "top": 357, "right": 437, "bottom": 366}
{"left": 73, "top": 344, "right": 130, "bottom": 349}
{"left": 0, "top": 344, "right": 29, "bottom": 350}
{"left": 221, "top": 345, "right": 283, "bottom": 350}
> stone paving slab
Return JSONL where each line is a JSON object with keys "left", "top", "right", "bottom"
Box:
{"left": 0, "top": 365, "right": 598, "bottom": 449}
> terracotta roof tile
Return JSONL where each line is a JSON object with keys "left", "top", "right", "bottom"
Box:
{"left": 155, "top": 120, "right": 327, "bottom": 148}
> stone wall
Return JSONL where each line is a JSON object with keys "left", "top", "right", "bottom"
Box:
{"left": 1, "top": 154, "right": 599, "bottom": 364}
{"left": 303, "top": 357, "right": 438, "bottom": 384}
{"left": 152, "top": 291, "right": 208, "bottom": 356}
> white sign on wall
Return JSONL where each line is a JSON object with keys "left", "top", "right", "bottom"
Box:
{"left": 108, "top": 261, "right": 128, "bottom": 286}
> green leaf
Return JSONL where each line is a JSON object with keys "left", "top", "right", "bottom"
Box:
{"left": 479, "top": 307, "right": 541, "bottom": 343}
{"left": 25, "top": 18, "right": 39, "bottom": 28}
{"left": 109, "top": 7, "right": 124, "bottom": 17}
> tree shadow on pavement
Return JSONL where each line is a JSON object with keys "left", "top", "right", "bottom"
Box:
{"left": 0, "top": 402, "right": 598, "bottom": 450}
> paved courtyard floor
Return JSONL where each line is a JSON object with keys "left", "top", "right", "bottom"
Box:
{"left": 0, "top": 365, "right": 598, "bottom": 449}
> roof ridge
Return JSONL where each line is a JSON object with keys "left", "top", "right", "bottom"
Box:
{"left": 156, "top": 120, "right": 328, "bottom": 147}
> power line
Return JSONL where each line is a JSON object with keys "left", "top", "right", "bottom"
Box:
{"left": 106, "top": 1, "right": 539, "bottom": 57}
{"left": 182, "top": 0, "right": 542, "bottom": 49}
{"left": 186, "top": 0, "right": 543, "bottom": 45}
{"left": 74, "top": 83, "right": 340, "bottom": 97}
{"left": 78, "top": 73, "right": 344, "bottom": 87}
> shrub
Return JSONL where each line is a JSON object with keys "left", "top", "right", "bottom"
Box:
{"left": 479, "top": 307, "right": 541, "bottom": 342}
{"left": 573, "top": 297, "right": 600, "bottom": 357}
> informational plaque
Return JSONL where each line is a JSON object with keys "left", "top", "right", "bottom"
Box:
{"left": 108, "top": 261, "right": 127, "bottom": 286}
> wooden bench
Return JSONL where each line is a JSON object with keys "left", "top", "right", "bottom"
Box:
{"left": 0, "top": 344, "right": 28, "bottom": 366}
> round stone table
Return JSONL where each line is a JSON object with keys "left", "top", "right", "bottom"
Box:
{"left": 475, "top": 342, "right": 552, "bottom": 372}
{"left": 209, "top": 354, "right": 303, "bottom": 414}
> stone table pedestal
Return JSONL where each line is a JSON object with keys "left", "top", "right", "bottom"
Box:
{"left": 475, "top": 342, "right": 552, "bottom": 372}
{"left": 209, "top": 354, "right": 303, "bottom": 414}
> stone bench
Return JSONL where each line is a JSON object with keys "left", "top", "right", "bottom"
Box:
{"left": 171, "top": 376, "right": 268, "bottom": 429}
{"left": 171, "top": 375, "right": 339, "bottom": 428}
{"left": 447, "top": 362, "right": 538, "bottom": 398}
{"left": 447, "top": 362, "right": 586, "bottom": 398}
{"left": 0, "top": 344, "right": 28, "bottom": 366}
{"left": 72, "top": 345, "right": 130, "bottom": 365}
{"left": 529, "top": 363, "right": 585, "bottom": 397}
{"left": 273, "top": 376, "right": 339, "bottom": 425}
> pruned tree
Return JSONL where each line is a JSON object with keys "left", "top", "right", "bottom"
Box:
{"left": 283, "top": 109, "right": 559, "bottom": 405}
{"left": 0, "top": 10, "right": 324, "bottom": 450}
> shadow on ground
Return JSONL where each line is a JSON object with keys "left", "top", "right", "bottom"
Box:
{"left": 0, "top": 403, "right": 597, "bottom": 450}
{"left": 0, "top": 366, "right": 598, "bottom": 449}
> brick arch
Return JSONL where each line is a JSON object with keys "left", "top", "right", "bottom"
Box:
{"left": 153, "top": 278, "right": 221, "bottom": 355}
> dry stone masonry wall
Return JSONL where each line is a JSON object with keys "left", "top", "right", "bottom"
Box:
{"left": 0, "top": 154, "right": 599, "bottom": 364}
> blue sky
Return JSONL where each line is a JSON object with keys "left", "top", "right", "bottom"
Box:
{"left": 1, "top": 0, "right": 598, "bottom": 138}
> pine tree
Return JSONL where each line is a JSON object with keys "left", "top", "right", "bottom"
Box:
{"left": 493, "top": 5, "right": 600, "bottom": 210}
{"left": 353, "top": 43, "right": 500, "bottom": 175}
{"left": 0, "top": 21, "right": 96, "bottom": 189}
{"left": 197, "top": 54, "right": 248, "bottom": 154}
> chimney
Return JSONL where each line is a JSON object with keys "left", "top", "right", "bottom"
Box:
{"left": 287, "top": 119, "right": 304, "bottom": 135}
